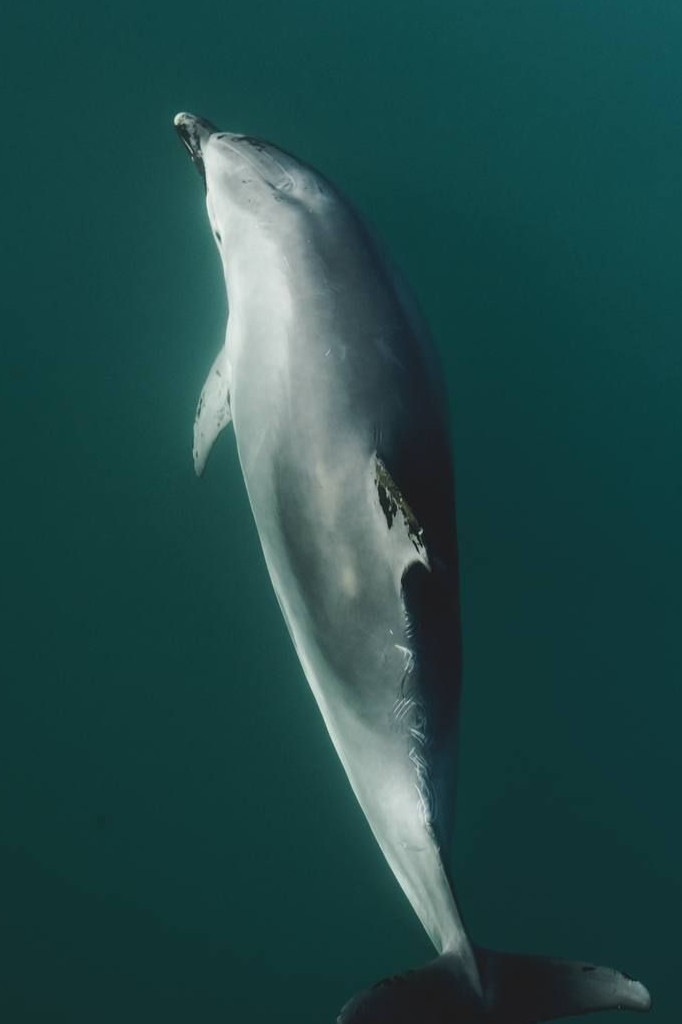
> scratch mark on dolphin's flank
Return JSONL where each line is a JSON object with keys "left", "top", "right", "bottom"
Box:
{"left": 393, "top": 696, "right": 414, "bottom": 723}
{"left": 390, "top": 641, "right": 435, "bottom": 826}
{"left": 394, "top": 643, "right": 414, "bottom": 665}
{"left": 414, "top": 782, "right": 430, "bottom": 829}
{"left": 391, "top": 643, "right": 417, "bottom": 728}
{"left": 409, "top": 746, "right": 436, "bottom": 827}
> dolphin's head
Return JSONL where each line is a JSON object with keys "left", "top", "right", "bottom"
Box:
{"left": 174, "top": 112, "right": 329, "bottom": 252}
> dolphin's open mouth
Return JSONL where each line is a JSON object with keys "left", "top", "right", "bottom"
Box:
{"left": 173, "top": 112, "right": 217, "bottom": 183}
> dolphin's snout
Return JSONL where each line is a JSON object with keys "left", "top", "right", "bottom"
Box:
{"left": 173, "top": 112, "right": 217, "bottom": 182}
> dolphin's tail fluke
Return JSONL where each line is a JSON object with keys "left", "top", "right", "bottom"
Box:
{"left": 337, "top": 947, "right": 651, "bottom": 1024}
{"left": 476, "top": 947, "right": 651, "bottom": 1022}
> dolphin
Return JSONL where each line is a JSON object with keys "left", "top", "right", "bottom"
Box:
{"left": 173, "top": 111, "right": 651, "bottom": 1024}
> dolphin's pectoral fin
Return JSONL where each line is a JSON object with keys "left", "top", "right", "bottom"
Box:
{"left": 193, "top": 345, "right": 232, "bottom": 476}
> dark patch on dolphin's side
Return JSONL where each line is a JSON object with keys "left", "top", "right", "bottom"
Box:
{"left": 374, "top": 456, "right": 424, "bottom": 551}
{"left": 377, "top": 479, "right": 396, "bottom": 528}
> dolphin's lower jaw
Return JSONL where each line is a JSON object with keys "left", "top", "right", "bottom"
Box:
{"left": 337, "top": 948, "right": 652, "bottom": 1024}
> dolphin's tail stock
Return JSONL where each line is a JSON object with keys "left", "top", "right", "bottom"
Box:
{"left": 337, "top": 946, "right": 651, "bottom": 1024}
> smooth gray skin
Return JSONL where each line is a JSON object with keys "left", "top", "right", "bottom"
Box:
{"left": 174, "top": 111, "right": 475, "bottom": 974}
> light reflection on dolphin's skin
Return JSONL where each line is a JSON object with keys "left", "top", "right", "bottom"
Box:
{"left": 173, "top": 112, "right": 651, "bottom": 1024}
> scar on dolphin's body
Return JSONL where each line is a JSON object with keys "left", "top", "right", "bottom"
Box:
{"left": 173, "top": 110, "right": 651, "bottom": 1024}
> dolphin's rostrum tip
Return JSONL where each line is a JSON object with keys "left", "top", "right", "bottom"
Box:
{"left": 173, "top": 111, "right": 196, "bottom": 129}
{"left": 173, "top": 112, "right": 217, "bottom": 182}
{"left": 173, "top": 111, "right": 217, "bottom": 135}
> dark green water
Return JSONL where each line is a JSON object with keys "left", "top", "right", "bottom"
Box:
{"left": 2, "top": 1, "right": 681, "bottom": 1021}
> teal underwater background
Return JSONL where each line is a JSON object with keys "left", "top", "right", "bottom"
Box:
{"left": 2, "top": 1, "right": 681, "bottom": 1021}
